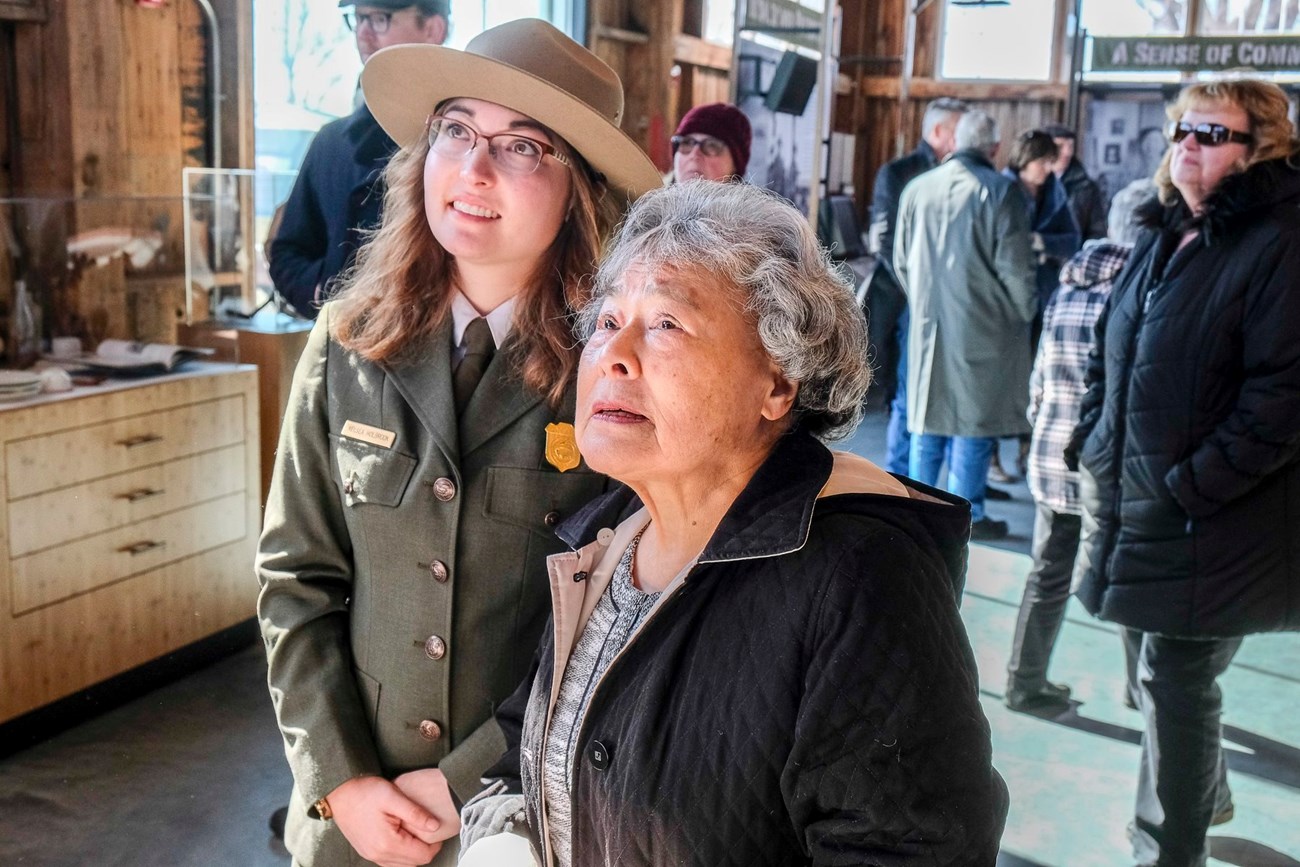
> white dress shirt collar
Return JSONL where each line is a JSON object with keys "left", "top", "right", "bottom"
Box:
{"left": 451, "top": 290, "right": 517, "bottom": 351}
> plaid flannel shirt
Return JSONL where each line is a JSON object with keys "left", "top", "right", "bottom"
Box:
{"left": 1027, "top": 241, "right": 1132, "bottom": 514}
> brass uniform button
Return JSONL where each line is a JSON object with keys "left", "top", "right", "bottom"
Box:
{"left": 432, "top": 477, "right": 456, "bottom": 501}
{"left": 424, "top": 635, "right": 447, "bottom": 660}
{"left": 543, "top": 510, "right": 561, "bottom": 527}
{"left": 418, "top": 719, "right": 443, "bottom": 741}
{"left": 429, "top": 560, "right": 449, "bottom": 583}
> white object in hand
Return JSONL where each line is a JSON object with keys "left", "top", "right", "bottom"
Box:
{"left": 459, "top": 834, "right": 539, "bottom": 867}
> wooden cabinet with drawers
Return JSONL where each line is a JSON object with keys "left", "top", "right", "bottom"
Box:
{"left": 0, "top": 365, "right": 260, "bottom": 723}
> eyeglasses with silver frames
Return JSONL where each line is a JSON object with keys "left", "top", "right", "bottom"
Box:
{"left": 426, "top": 115, "right": 572, "bottom": 175}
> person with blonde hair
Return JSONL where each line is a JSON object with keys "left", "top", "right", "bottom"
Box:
{"left": 257, "top": 19, "right": 660, "bottom": 867}
{"left": 1069, "top": 78, "right": 1300, "bottom": 866}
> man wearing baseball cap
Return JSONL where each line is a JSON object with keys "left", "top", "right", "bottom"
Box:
{"left": 268, "top": 2, "right": 448, "bottom": 319}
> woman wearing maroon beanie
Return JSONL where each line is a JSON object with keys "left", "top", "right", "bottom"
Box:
{"left": 671, "top": 102, "right": 752, "bottom": 182}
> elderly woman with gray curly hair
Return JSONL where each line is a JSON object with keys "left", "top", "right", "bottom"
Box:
{"left": 457, "top": 181, "right": 1009, "bottom": 867}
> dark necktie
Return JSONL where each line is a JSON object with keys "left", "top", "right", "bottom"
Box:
{"left": 453, "top": 317, "right": 495, "bottom": 415}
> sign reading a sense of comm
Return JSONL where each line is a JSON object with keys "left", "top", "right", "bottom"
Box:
{"left": 1091, "top": 35, "right": 1300, "bottom": 73}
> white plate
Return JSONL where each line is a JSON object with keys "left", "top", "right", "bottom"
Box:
{"left": 0, "top": 388, "right": 41, "bottom": 402}
{"left": 0, "top": 371, "right": 42, "bottom": 389}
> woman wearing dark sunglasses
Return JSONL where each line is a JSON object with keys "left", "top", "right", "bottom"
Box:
{"left": 1068, "top": 79, "right": 1300, "bottom": 867}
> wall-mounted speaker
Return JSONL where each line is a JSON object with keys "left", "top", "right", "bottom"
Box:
{"left": 764, "top": 50, "right": 818, "bottom": 116}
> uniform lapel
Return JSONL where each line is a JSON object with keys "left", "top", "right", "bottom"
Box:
{"left": 386, "top": 318, "right": 460, "bottom": 464}
{"left": 458, "top": 343, "right": 545, "bottom": 457}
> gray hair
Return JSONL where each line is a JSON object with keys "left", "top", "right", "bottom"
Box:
{"left": 922, "top": 97, "right": 969, "bottom": 134}
{"left": 955, "top": 109, "right": 999, "bottom": 156}
{"left": 1108, "top": 178, "right": 1155, "bottom": 246}
{"left": 578, "top": 181, "right": 872, "bottom": 441}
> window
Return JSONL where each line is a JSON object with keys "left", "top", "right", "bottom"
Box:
{"left": 254, "top": 0, "right": 560, "bottom": 200}
{"left": 255, "top": 0, "right": 558, "bottom": 178}
{"left": 939, "top": 0, "right": 1058, "bottom": 81}
{"left": 1081, "top": 0, "right": 1185, "bottom": 36}
{"left": 1198, "top": 0, "right": 1300, "bottom": 34}
{"left": 1081, "top": 0, "right": 1300, "bottom": 37}
{"left": 446, "top": 0, "right": 549, "bottom": 49}
{"left": 704, "top": 0, "right": 735, "bottom": 46}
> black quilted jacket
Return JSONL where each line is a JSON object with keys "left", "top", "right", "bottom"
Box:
{"left": 485, "top": 430, "right": 1008, "bottom": 866}
{"left": 1070, "top": 155, "right": 1300, "bottom": 637}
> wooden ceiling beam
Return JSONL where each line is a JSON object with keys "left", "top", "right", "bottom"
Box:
{"left": 860, "top": 75, "right": 1070, "bottom": 102}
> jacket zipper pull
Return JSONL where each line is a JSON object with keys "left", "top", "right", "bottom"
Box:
{"left": 1142, "top": 283, "right": 1160, "bottom": 315}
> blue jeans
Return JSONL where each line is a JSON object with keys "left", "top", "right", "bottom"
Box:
{"left": 884, "top": 309, "right": 910, "bottom": 475}
{"left": 909, "top": 433, "right": 996, "bottom": 520}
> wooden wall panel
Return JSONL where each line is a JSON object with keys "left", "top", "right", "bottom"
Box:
{"left": 68, "top": 2, "right": 127, "bottom": 198}
{"left": 0, "top": 0, "right": 45, "bottom": 22}
{"left": 688, "top": 66, "right": 730, "bottom": 108}
{"left": 179, "top": 0, "right": 210, "bottom": 169}
{"left": 1, "top": 26, "right": 12, "bottom": 198}
{"left": 121, "top": 3, "right": 184, "bottom": 198}
{"left": 217, "top": 0, "right": 255, "bottom": 170}
{"left": 14, "top": 1, "right": 71, "bottom": 196}
{"left": 589, "top": 0, "right": 733, "bottom": 171}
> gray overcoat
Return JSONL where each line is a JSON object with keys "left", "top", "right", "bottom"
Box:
{"left": 894, "top": 149, "right": 1038, "bottom": 438}
{"left": 257, "top": 304, "right": 606, "bottom": 866}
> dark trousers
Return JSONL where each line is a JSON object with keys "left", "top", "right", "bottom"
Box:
{"left": 1122, "top": 626, "right": 1143, "bottom": 708}
{"left": 1007, "top": 504, "right": 1079, "bottom": 690}
{"left": 1130, "top": 632, "right": 1241, "bottom": 867}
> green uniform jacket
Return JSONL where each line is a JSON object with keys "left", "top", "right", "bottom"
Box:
{"left": 257, "top": 304, "right": 606, "bottom": 866}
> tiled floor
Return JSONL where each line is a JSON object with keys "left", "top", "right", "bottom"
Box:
{"left": 968, "top": 544, "right": 1300, "bottom": 866}
{"left": 844, "top": 408, "right": 1300, "bottom": 866}
{"left": 1, "top": 407, "right": 1296, "bottom": 866}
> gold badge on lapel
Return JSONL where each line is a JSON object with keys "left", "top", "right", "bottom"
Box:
{"left": 545, "top": 422, "right": 581, "bottom": 472}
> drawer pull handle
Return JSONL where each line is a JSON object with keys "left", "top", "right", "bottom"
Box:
{"left": 117, "top": 487, "right": 166, "bottom": 503}
{"left": 118, "top": 540, "right": 166, "bottom": 556}
{"left": 116, "top": 433, "right": 164, "bottom": 449}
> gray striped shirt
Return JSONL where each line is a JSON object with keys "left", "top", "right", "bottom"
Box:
{"left": 543, "top": 532, "right": 659, "bottom": 867}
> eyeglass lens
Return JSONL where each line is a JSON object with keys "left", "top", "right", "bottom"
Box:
{"left": 672, "top": 136, "right": 726, "bottom": 157}
{"left": 344, "top": 12, "right": 391, "bottom": 34}
{"left": 427, "top": 117, "right": 564, "bottom": 175}
{"left": 1166, "top": 121, "right": 1252, "bottom": 147}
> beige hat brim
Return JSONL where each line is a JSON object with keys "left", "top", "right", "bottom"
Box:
{"left": 362, "top": 43, "right": 663, "bottom": 203}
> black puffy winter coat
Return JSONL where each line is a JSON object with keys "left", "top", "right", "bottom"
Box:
{"left": 474, "top": 430, "right": 1008, "bottom": 866}
{"left": 1071, "top": 155, "right": 1300, "bottom": 637}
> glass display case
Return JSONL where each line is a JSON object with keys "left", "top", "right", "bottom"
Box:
{"left": 0, "top": 194, "right": 183, "bottom": 367}
{"left": 0, "top": 169, "right": 297, "bottom": 369}
{"left": 182, "top": 167, "right": 297, "bottom": 323}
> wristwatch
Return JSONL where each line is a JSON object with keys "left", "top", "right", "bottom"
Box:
{"left": 314, "top": 796, "right": 333, "bottom": 821}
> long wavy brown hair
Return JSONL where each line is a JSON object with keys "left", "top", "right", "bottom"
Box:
{"left": 330, "top": 115, "right": 619, "bottom": 406}
{"left": 1155, "top": 79, "right": 1300, "bottom": 205}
